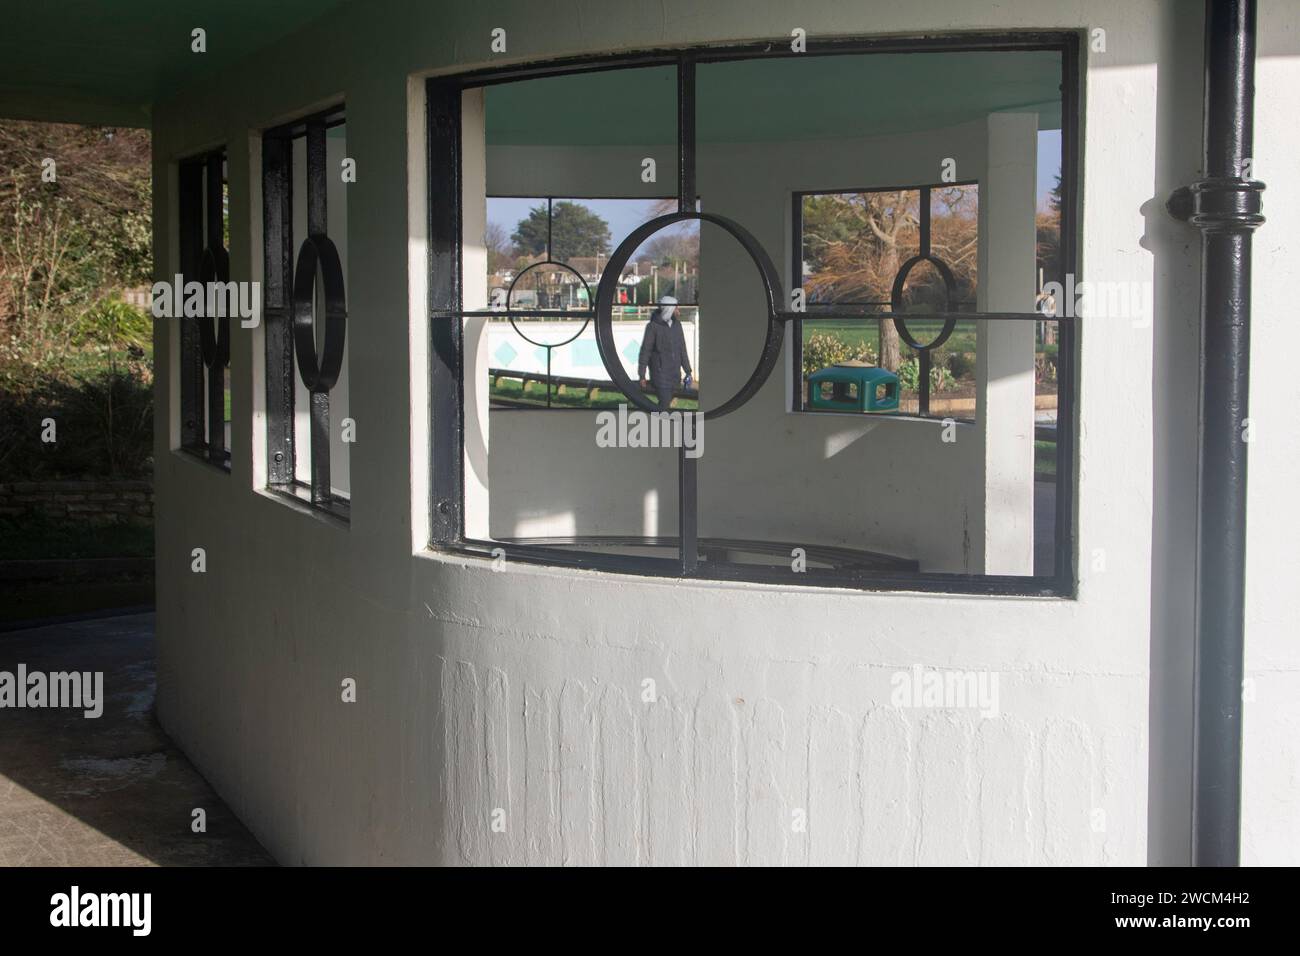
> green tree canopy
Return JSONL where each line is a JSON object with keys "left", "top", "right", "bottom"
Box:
{"left": 511, "top": 201, "right": 611, "bottom": 261}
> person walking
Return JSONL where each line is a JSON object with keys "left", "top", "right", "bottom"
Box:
{"left": 637, "top": 295, "right": 693, "bottom": 408}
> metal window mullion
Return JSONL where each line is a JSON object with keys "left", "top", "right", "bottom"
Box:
{"left": 677, "top": 55, "right": 696, "bottom": 213}
{"left": 676, "top": 53, "right": 699, "bottom": 574}
{"left": 206, "top": 333, "right": 225, "bottom": 461}
{"left": 204, "top": 152, "right": 228, "bottom": 462}
{"left": 679, "top": 450, "right": 699, "bottom": 573}
{"left": 306, "top": 121, "right": 328, "bottom": 236}
{"left": 309, "top": 390, "right": 331, "bottom": 504}
{"left": 791, "top": 196, "right": 804, "bottom": 411}
{"left": 205, "top": 152, "right": 224, "bottom": 251}
{"left": 918, "top": 184, "right": 932, "bottom": 255}
{"left": 178, "top": 162, "right": 205, "bottom": 451}
{"left": 428, "top": 81, "right": 465, "bottom": 545}
{"left": 1054, "top": 35, "right": 1080, "bottom": 596}
{"left": 305, "top": 121, "right": 331, "bottom": 503}
{"left": 918, "top": 185, "right": 933, "bottom": 417}
{"left": 262, "top": 135, "right": 296, "bottom": 486}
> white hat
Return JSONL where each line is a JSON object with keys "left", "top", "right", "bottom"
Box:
{"left": 659, "top": 295, "right": 678, "bottom": 305}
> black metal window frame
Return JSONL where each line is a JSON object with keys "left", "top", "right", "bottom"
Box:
{"left": 177, "top": 147, "right": 232, "bottom": 470}
{"left": 428, "top": 31, "right": 1079, "bottom": 597}
{"left": 792, "top": 180, "right": 980, "bottom": 418}
{"left": 261, "top": 105, "right": 351, "bottom": 521}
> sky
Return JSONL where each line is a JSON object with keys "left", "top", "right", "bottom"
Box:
{"left": 1037, "top": 129, "right": 1062, "bottom": 210}
{"left": 488, "top": 197, "right": 669, "bottom": 253}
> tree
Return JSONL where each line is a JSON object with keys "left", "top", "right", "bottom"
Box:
{"left": 511, "top": 201, "right": 611, "bottom": 262}
{"left": 1047, "top": 172, "right": 1065, "bottom": 215}
{"left": 1035, "top": 173, "right": 1064, "bottom": 341}
{"left": 0, "top": 121, "right": 150, "bottom": 367}
{"left": 801, "top": 191, "right": 920, "bottom": 371}
{"left": 800, "top": 188, "right": 980, "bottom": 372}
{"left": 643, "top": 228, "right": 698, "bottom": 265}
{"left": 484, "top": 221, "right": 514, "bottom": 273}
{"left": 1036, "top": 172, "right": 1064, "bottom": 288}
{"left": 924, "top": 186, "right": 978, "bottom": 305}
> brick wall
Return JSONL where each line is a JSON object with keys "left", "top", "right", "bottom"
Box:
{"left": 0, "top": 479, "right": 153, "bottom": 522}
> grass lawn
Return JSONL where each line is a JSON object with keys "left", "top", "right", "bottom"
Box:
{"left": 489, "top": 377, "right": 699, "bottom": 410}
{"left": 1035, "top": 440, "right": 1057, "bottom": 479}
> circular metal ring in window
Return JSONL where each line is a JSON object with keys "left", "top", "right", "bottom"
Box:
{"left": 889, "top": 254, "right": 958, "bottom": 352}
{"left": 594, "top": 211, "right": 784, "bottom": 420}
{"left": 506, "top": 260, "right": 591, "bottom": 349}
{"left": 198, "top": 246, "right": 231, "bottom": 369}
{"left": 291, "top": 234, "right": 347, "bottom": 392}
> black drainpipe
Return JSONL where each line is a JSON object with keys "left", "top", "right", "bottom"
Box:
{"left": 1167, "top": 0, "right": 1265, "bottom": 866}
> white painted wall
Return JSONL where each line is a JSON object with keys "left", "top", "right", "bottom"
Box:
{"left": 146, "top": 0, "right": 1300, "bottom": 866}
{"left": 977, "top": 112, "right": 1038, "bottom": 573}
{"left": 1242, "top": 6, "right": 1300, "bottom": 865}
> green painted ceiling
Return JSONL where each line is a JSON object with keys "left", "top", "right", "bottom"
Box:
{"left": 0, "top": 0, "right": 350, "bottom": 126}
{"left": 0, "top": 8, "right": 1062, "bottom": 138}
{"left": 486, "top": 51, "right": 1063, "bottom": 146}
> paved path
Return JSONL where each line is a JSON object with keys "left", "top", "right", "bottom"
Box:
{"left": 0, "top": 612, "right": 272, "bottom": 866}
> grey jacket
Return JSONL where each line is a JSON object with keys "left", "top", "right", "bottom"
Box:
{"left": 637, "top": 312, "right": 692, "bottom": 385}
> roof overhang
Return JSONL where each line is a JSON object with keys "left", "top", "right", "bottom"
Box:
{"left": 0, "top": 1, "right": 350, "bottom": 127}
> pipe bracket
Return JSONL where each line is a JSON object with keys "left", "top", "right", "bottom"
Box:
{"left": 1168, "top": 176, "right": 1265, "bottom": 232}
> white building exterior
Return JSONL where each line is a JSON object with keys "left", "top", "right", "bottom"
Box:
{"left": 123, "top": 0, "right": 1300, "bottom": 865}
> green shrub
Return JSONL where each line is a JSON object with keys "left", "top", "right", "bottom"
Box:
{"left": 897, "top": 356, "right": 951, "bottom": 393}
{"left": 802, "top": 332, "right": 876, "bottom": 379}
{"left": 947, "top": 350, "right": 977, "bottom": 381}
{"left": 70, "top": 298, "right": 152, "bottom": 356}
{"left": 0, "top": 364, "right": 153, "bottom": 480}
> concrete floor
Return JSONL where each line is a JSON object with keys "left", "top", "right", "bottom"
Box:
{"left": 0, "top": 612, "right": 273, "bottom": 866}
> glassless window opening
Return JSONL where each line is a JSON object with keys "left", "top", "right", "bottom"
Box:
{"left": 177, "top": 148, "right": 231, "bottom": 468}
{"left": 793, "top": 182, "right": 979, "bottom": 419}
{"left": 261, "top": 107, "right": 351, "bottom": 520}
{"left": 485, "top": 195, "right": 699, "bottom": 410}
{"left": 429, "top": 34, "right": 1079, "bottom": 596}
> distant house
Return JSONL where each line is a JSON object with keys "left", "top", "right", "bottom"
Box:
{"left": 488, "top": 255, "right": 670, "bottom": 310}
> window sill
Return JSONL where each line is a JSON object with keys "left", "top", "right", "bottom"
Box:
{"left": 789, "top": 408, "right": 976, "bottom": 426}
{"left": 174, "top": 445, "right": 232, "bottom": 473}
{"left": 429, "top": 538, "right": 1072, "bottom": 598}
{"left": 266, "top": 482, "right": 351, "bottom": 525}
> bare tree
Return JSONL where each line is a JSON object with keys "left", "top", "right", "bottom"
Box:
{"left": 484, "top": 221, "right": 513, "bottom": 273}
{"left": 0, "top": 121, "right": 150, "bottom": 365}
{"left": 801, "top": 187, "right": 980, "bottom": 371}
{"left": 801, "top": 191, "right": 920, "bottom": 370}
